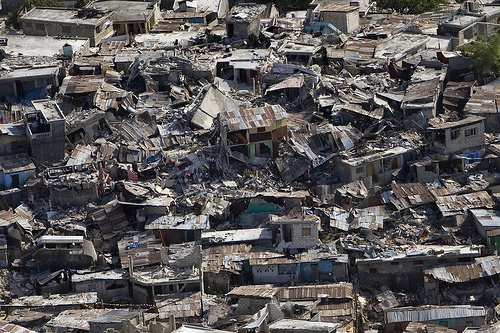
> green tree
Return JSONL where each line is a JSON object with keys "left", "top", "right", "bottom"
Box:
{"left": 460, "top": 29, "right": 500, "bottom": 83}
{"left": 24, "top": 0, "right": 64, "bottom": 8}
{"left": 377, "top": 0, "right": 442, "bottom": 14}
{"left": 4, "top": 0, "right": 63, "bottom": 30}
{"left": 5, "top": 11, "right": 20, "bottom": 29}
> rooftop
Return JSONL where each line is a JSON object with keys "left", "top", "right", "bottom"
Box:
{"left": 226, "top": 3, "right": 267, "bottom": 23}
{"left": 268, "top": 319, "right": 341, "bottom": 332}
{"left": 227, "top": 284, "right": 281, "bottom": 298}
{"left": 20, "top": 7, "right": 111, "bottom": 25}
{"left": 428, "top": 115, "right": 485, "bottom": 130}
{"left": 1, "top": 35, "right": 89, "bottom": 57}
{"left": 91, "top": 1, "right": 156, "bottom": 23}
{"left": 201, "top": 228, "right": 273, "bottom": 244}
{"left": 3, "top": 292, "right": 98, "bottom": 308}
{"left": 222, "top": 104, "right": 288, "bottom": 131}
{"left": 30, "top": 99, "right": 65, "bottom": 122}
{"left": 319, "top": 4, "right": 359, "bottom": 12}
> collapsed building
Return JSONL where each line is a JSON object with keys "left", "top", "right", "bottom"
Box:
{"left": 3, "top": 0, "right": 500, "bottom": 333}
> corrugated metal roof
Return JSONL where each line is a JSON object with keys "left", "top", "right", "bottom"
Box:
{"left": 118, "top": 233, "right": 165, "bottom": 268}
{"left": 223, "top": 104, "right": 288, "bottom": 131}
{"left": 0, "top": 153, "right": 35, "bottom": 174}
{"left": 424, "top": 263, "right": 484, "bottom": 283}
{"left": 0, "top": 210, "right": 30, "bottom": 230}
{"left": 249, "top": 256, "right": 298, "bottom": 265}
{"left": 435, "top": 191, "right": 494, "bottom": 216}
{"left": 156, "top": 292, "right": 202, "bottom": 319}
{"left": 464, "top": 88, "right": 500, "bottom": 115}
{"left": 351, "top": 205, "right": 384, "bottom": 230}
{"left": 470, "top": 209, "right": 500, "bottom": 228}
{"left": 266, "top": 75, "right": 304, "bottom": 93}
{"left": 203, "top": 244, "right": 252, "bottom": 273}
{"left": 0, "top": 324, "right": 37, "bottom": 333}
{"left": 5, "top": 292, "right": 97, "bottom": 308}
{"left": 279, "top": 283, "right": 353, "bottom": 300}
{"left": 402, "top": 78, "right": 441, "bottom": 104}
{"left": 46, "top": 309, "right": 111, "bottom": 331}
{"left": 391, "top": 183, "right": 436, "bottom": 210}
{"left": 329, "top": 206, "right": 350, "bottom": 231}
{"left": 386, "top": 306, "right": 486, "bottom": 324}
{"left": 227, "top": 285, "right": 281, "bottom": 298}
{"left": 428, "top": 115, "right": 485, "bottom": 130}
{"left": 316, "top": 301, "right": 353, "bottom": 318}
{"left": 60, "top": 76, "right": 104, "bottom": 95}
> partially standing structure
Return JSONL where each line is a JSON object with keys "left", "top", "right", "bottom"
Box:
{"left": 91, "top": 0, "right": 161, "bottom": 35}
{"left": 226, "top": 3, "right": 267, "bottom": 39}
{"left": 24, "top": 99, "right": 66, "bottom": 162}
{"left": 18, "top": 7, "right": 113, "bottom": 46}
{"left": 317, "top": 4, "right": 359, "bottom": 34}
{"left": 220, "top": 104, "right": 288, "bottom": 159}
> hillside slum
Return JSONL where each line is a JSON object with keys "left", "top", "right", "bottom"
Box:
{"left": 1, "top": 0, "right": 500, "bottom": 332}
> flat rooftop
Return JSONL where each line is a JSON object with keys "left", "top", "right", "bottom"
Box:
{"left": 2, "top": 35, "right": 88, "bottom": 57}
{"left": 20, "top": 7, "right": 110, "bottom": 26}
{"left": 31, "top": 99, "right": 66, "bottom": 122}
{"left": 91, "top": 1, "right": 156, "bottom": 22}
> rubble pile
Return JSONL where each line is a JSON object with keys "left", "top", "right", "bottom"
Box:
{"left": 2, "top": 0, "right": 500, "bottom": 332}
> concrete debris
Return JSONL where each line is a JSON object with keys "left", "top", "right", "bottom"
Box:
{"left": 2, "top": 1, "right": 500, "bottom": 333}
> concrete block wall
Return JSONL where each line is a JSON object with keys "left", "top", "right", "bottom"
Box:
{"left": 443, "top": 121, "right": 485, "bottom": 154}
{"left": 235, "top": 297, "right": 270, "bottom": 315}
{"left": 290, "top": 222, "right": 318, "bottom": 249}
{"left": 320, "top": 9, "right": 359, "bottom": 34}
{"left": 252, "top": 263, "right": 298, "bottom": 284}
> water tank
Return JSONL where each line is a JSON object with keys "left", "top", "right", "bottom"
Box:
{"left": 62, "top": 43, "right": 73, "bottom": 57}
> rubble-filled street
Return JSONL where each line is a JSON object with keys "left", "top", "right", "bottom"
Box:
{"left": 1, "top": 0, "right": 500, "bottom": 332}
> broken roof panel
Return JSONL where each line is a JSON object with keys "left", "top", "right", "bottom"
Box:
{"left": 428, "top": 115, "right": 485, "bottom": 130}
{"left": 373, "top": 33, "right": 430, "bottom": 61}
{"left": 4, "top": 292, "right": 97, "bottom": 308}
{"left": 0, "top": 153, "right": 35, "bottom": 174}
{"left": 385, "top": 306, "right": 486, "bottom": 324}
{"left": 266, "top": 74, "right": 305, "bottom": 93}
{"left": 390, "top": 183, "right": 436, "bottom": 210}
{"left": 0, "top": 324, "right": 36, "bottom": 333}
{"left": 424, "top": 256, "right": 500, "bottom": 283}
{"left": 222, "top": 104, "right": 288, "bottom": 131}
{"left": 464, "top": 87, "right": 500, "bottom": 114}
{"left": 402, "top": 77, "right": 441, "bottom": 104}
{"left": 59, "top": 76, "right": 104, "bottom": 95}
{"left": 46, "top": 309, "right": 112, "bottom": 332}
{"left": 118, "top": 234, "right": 165, "bottom": 268}
{"left": 67, "top": 144, "right": 97, "bottom": 166}
{"left": 191, "top": 85, "right": 245, "bottom": 130}
{"left": 329, "top": 206, "right": 350, "bottom": 231}
{"left": 340, "top": 103, "right": 384, "bottom": 120}
{"left": 156, "top": 292, "right": 202, "bottom": 319}
{"left": 201, "top": 228, "right": 272, "bottom": 244}
{"left": 145, "top": 214, "right": 209, "bottom": 230}
{"left": 435, "top": 191, "right": 494, "bottom": 217}
{"left": 351, "top": 205, "right": 385, "bottom": 230}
